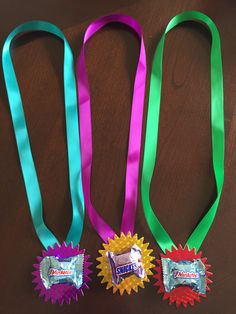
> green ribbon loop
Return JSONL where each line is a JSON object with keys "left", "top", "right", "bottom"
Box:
{"left": 141, "top": 11, "right": 224, "bottom": 253}
{"left": 2, "top": 21, "right": 84, "bottom": 249}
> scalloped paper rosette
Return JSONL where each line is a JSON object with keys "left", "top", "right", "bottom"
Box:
{"left": 97, "top": 232, "right": 155, "bottom": 295}
{"left": 32, "top": 242, "right": 92, "bottom": 304}
{"left": 154, "top": 244, "right": 213, "bottom": 308}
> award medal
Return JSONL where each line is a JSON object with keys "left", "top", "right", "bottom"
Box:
{"left": 2, "top": 21, "right": 91, "bottom": 304}
{"left": 141, "top": 11, "right": 224, "bottom": 307}
{"left": 77, "top": 14, "right": 155, "bottom": 295}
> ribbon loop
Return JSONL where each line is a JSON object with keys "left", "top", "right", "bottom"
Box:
{"left": 141, "top": 11, "right": 224, "bottom": 252}
{"left": 2, "top": 21, "right": 84, "bottom": 249}
{"left": 77, "top": 14, "right": 147, "bottom": 242}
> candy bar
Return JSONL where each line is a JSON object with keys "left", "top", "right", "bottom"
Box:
{"left": 40, "top": 255, "right": 84, "bottom": 289}
{"left": 107, "top": 245, "right": 145, "bottom": 285}
{"left": 161, "top": 258, "right": 206, "bottom": 294}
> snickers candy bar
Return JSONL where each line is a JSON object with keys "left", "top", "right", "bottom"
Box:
{"left": 107, "top": 245, "right": 145, "bottom": 285}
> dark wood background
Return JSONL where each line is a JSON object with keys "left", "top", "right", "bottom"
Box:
{"left": 0, "top": 0, "right": 235, "bottom": 313}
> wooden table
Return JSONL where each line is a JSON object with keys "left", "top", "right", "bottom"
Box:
{"left": 0, "top": 1, "right": 235, "bottom": 313}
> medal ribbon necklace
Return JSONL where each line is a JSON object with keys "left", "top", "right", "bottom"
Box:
{"left": 2, "top": 21, "right": 92, "bottom": 305}
{"left": 77, "top": 14, "right": 154, "bottom": 295}
{"left": 141, "top": 11, "right": 224, "bottom": 307}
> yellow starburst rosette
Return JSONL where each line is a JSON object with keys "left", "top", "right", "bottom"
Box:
{"left": 97, "top": 232, "right": 155, "bottom": 295}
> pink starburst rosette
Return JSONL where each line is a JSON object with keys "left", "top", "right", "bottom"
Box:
{"left": 32, "top": 242, "right": 92, "bottom": 304}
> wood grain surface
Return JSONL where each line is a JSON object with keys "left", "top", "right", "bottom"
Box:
{"left": 0, "top": 1, "right": 235, "bottom": 313}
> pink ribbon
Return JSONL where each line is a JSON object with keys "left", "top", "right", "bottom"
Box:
{"left": 77, "top": 14, "right": 147, "bottom": 243}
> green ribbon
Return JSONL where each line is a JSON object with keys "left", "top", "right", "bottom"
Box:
{"left": 141, "top": 11, "right": 224, "bottom": 253}
{"left": 2, "top": 21, "right": 84, "bottom": 249}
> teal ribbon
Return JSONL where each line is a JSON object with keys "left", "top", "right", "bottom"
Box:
{"left": 141, "top": 11, "right": 224, "bottom": 253}
{"left": 2, "top": 21, "right": 84, "bottom": 249}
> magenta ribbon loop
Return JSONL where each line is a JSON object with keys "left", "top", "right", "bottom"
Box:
{"left": 77, "top": 14, "right": 147, "bottom": 242}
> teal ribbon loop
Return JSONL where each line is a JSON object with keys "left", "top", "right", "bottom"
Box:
{"left": 141, "top": 11, "right": 224, "bottom": 253}
{"left": 2, "top": 21, "right": 84, "bottom": 249}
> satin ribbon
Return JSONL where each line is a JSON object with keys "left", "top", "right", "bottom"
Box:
{"left": 77, "top": 14, "right": 146, "bottom": 243}
{"left": 141, "top": 11, "right": 224, "bottom": 253}
{"left": 2, "top": 21, "right": 84, "bottom": 249}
